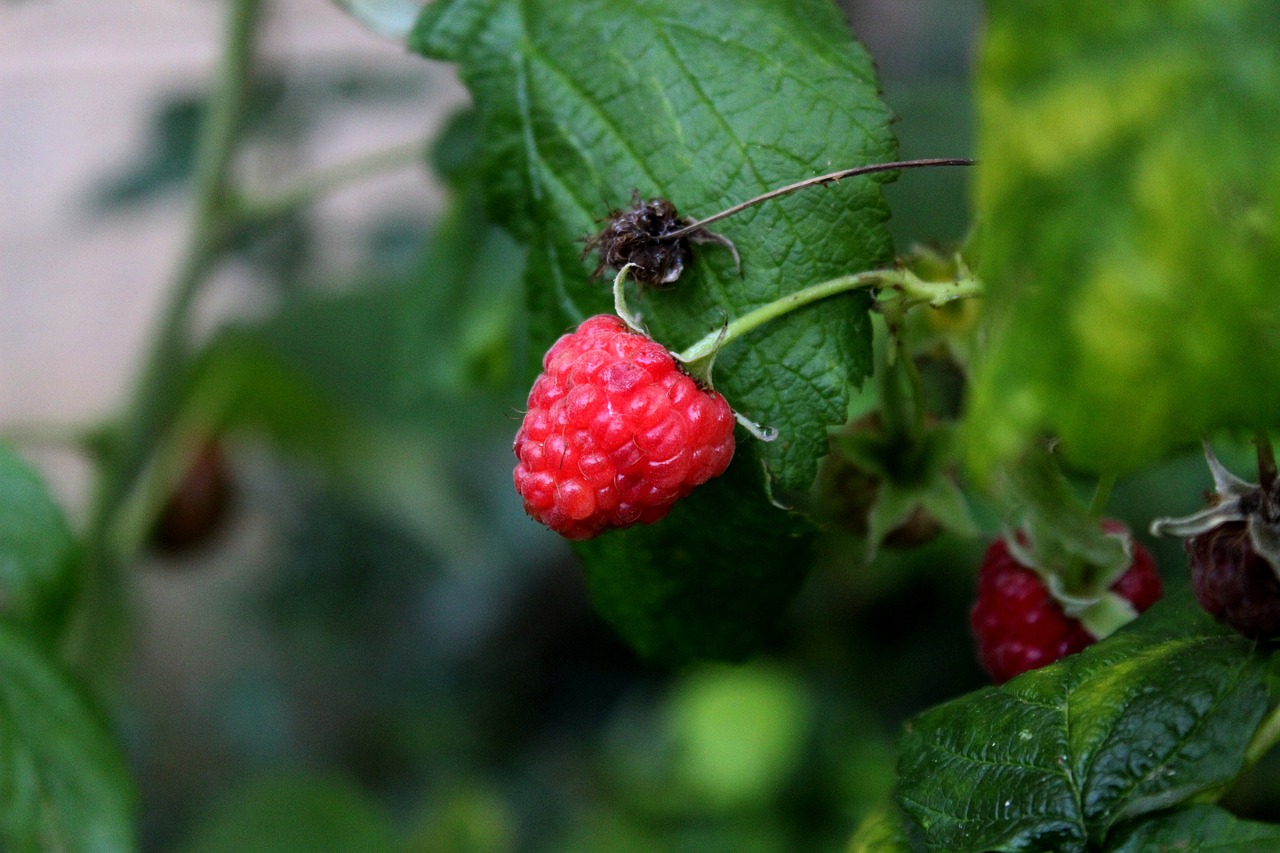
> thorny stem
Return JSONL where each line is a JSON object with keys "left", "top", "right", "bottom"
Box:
{"left": 665, "top": 158, "right": 975, "bottom": 239}
{"left": 98, "top": 0, "right": 262, "bottom": 519}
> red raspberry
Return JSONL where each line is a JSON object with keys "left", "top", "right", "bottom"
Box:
{"left": 513, "top": 315, "right": 736, "bottom": 540}
{"left": 969, "top": 524, "right": 1162, "bottom": 684}
{"left": 1187, "top": 522, "right": 1280, "bottom": 640}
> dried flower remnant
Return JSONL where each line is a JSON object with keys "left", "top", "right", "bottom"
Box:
{"left": 581, "top": 191, "right": 739, "bottom": 289}
{"left": 582, "top": 159, "right": 974, "bottom": 288}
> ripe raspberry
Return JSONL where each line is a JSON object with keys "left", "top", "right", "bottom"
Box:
{"left": 970, "top": 524, "right": 1162, "bottom": 684}
{"left": 513, "top": 315, "right": 736, "bottom": 540}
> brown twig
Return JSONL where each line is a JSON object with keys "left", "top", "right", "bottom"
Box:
{"left": 665, "top": 157, "right": 975, "bottom": 238}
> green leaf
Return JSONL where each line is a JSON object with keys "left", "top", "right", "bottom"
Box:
{"left": 178, "top": 773, "right": 398, "bottom": 853}
{"left": 966, "top": 0, "right": 1280, "bottom": 476}
{"left": 0, "top": 444, "right": 77, "bottom": 641}
{"left": 1106, "top": 804, "right": 1280, "bottom": 852}
{"left": 848, "top": 801, "right": 923, "bottom": 853}
{"left": 576, "top": 448, "right": 814, "bottom": 663}
{"left": 409, "top": 0, "right": 896, "bottom": 494}
{"left": 895, "top": 594, "right": 1271, "bottom": 853}
{"left": 0, "top": 623, "right": 134, "bottom": 852}
{"left": 409, "top": 0, "right": 896, "bottom": 662}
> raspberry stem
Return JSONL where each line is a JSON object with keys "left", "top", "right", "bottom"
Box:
{"left": 1257, "top": 430, "right": 1277, "bottom": 493}
{"left": 1246, "top": 702, "right": 1280, "bottom": 769}
{"left": 674, "top": 266, "right": 983, "bottom": 368}
{"left": 1088, "top": 473, "right": 1117, "bottom": 518}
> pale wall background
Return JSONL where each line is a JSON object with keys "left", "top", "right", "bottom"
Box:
{"left": 0, "top": 0, "right": 467, "bottom": 513}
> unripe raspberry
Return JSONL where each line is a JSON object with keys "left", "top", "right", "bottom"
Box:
{"left": 513, "top": 315, "right": 736, "bottom": 540}
{"left": 970, "top": 522, "right": 1162, "bottom": 684}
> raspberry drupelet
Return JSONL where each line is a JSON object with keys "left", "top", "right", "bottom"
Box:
{"left": 513, "top": 315, "right": 736, "bottom": 540}
{"left": 970, "top": 522, "right": 1163, "bottom": 684}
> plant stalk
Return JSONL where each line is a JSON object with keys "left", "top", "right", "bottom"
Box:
{"left": 93, "top": 0, "right": 262, "bottom": 526}
{"left": 1257, "top": 430, "right": 1277, "bottom": 493}
{"left": 1245, "top": 702, "right": 1280, "bottom": 768}
{"left": 674, "top": 267, "right": 982, "bottom": 365}
{"left": 69, "top": 0, "right": 264, "bottom": 680}
{"left": 236, "top": 138, "right": 429, "bottom": 226}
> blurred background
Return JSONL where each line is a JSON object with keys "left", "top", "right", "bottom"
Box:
{"left": 12, "top": 1, "right": 1268, "bottom": 852}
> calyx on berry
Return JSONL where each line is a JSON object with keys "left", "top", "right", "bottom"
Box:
{"left": 580, "top": 191, "right": 738, "bottom": 288}
{"left": 970, "top": 521, "right": 1162, "bottom": 684}
{"left": 968, "top": 445, "right": 1167, "bottom": 682}
{"left": 1150, "top": 442, "right": 1280, "bottom": 639}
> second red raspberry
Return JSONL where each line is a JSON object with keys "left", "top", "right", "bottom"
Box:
{"left": 970, "top": 523, "right": 1163, "bottom": 684}
{"left": 513, "top": 315, "right": 736, "bottom": 540}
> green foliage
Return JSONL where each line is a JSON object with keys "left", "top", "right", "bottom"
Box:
{"left": 409, "top": 0, "right": 895, "bottom": 492}
{"left": 22, "top": 0, "right": 1280, "bottom": 848}
{"left": 966, "top": 0, "right": 1280, "bottom": 476}
{"left": 895, "top": 594, "right": 1272, "bottom": 853}
{"left": 409, "top": 0, "right": 897, "bottom": 660}
{"left": 0, "top": 444, "right": 77, "bottom": 642}
{"left": 0, "top": 623, "right": 135, "bottom": 853}
{"left": 177, "top": 773, "right": 399, "bottom": 853}
{"left": 665, "top": 665, "right": 811, "bottom": 810}
{"left": 576, "top": 448, "right": 814, "bottom": 663}
{"left": 399, "top": 109, "right": 527, "bottom": 401}
{"left": 1107, "top": 804, "right": 1280, "bottom": 852}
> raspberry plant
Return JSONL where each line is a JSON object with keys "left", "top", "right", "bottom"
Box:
{"left": 3, "top": 0, "right": 1280, "bottom": 850}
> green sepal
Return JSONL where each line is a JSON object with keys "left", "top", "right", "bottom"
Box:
{"left": 997, "top": 445, "right": 1130, "bottom": 613}
{"left": 825, "top": 421, "right": 975, "bottom": 561}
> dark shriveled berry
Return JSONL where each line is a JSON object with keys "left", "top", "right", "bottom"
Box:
{"left": 1151, "top": 444, "right": 1280, "bottom": 641}
{"left": 513, "top": 315, "right": 736, "bottom": 540}
{"left": 1187, "top": 521, "right": 1280, "bottom": 640}
{"left": 581, "top": 191, "right": 741, "bottom": 288}
{"left": 581, "top": 193, "right": 691, "bottom": 287}
{"left": 151, "top": 441, "right": 233, "bottom": 553}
